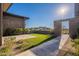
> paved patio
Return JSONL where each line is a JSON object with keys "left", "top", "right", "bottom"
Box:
{"left": 16, "top": 34, "right": 69, "bottom": 56}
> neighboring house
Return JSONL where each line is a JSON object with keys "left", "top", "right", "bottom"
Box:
{"left": 3, "top": 12, "right": 29, "bottom": 33}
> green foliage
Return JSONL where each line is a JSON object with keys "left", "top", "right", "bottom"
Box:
{"left": 29, "top": 27, "right": 53, "bottom": 34}
{"left": 15, "top": 28, "right": 23, "bottom": 32}
{"left": 0, "top": 53, "right": 7, "bottom": 56}
{"left": 74, "top": 45, "right": 79, "bottom": 55}
{"left": 4, "top": 28, "right": 29, "bottom": 36}
{"left": 74, "top": 39, "right": 79, "bottom": 44}
{"left": 14, "top": 28, "right": 22, "bottom": 34}
{"left": 0, "top": 47, "right": 10, "bottom": 53}
{"left": 0, "top": 37, "right": 16, "bottom": 56}
{"left": 4, "top": 37, "right": 15, "bottom": 48}
{"left": 15, "top": 28, "right": 29, "bottom": 34}
{"left": 19, "top": 43, "right": 30, "bottom": 50}
{"left": 0, "top": 47, "right": 12, "bottom": 56}
{"left": 77, "top": 26, "right": 79, "bottom": 36}
{"left": 4, "top": 28, "right": 15, "bottom": 36}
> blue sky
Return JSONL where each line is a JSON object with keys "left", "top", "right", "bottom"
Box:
{"left": 7, "top": 3, "right": 74, "bottom": 29}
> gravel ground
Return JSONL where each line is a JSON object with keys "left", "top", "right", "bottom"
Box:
{"left": 3, "top": 34, "right": 36, "bottom": 41}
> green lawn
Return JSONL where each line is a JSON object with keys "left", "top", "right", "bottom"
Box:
{"left": 29, "top": 34, "right": 51, "bottom": 45}
{"left": 17, "top": 34, "right": 52, "bottom": 50}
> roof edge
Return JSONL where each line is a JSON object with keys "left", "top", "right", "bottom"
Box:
{"left": 3, "top": 12, "right": 29, "bottom": 19}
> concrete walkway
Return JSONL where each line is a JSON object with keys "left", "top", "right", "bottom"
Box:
{"left": 16, "top": 34, "right": 69, "bottom": 56}
{"left": 59, "top": 34, "right": 69, "bottom": 49}
{"left": 16, "top": 50, "right": 36, "bottom": 56}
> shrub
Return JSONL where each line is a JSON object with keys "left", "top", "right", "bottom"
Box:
{"left": 14, "top": 28, "right": 29, "bottom": 34}
{"left": 14, "top": 28, "right": 23, "bottom": 34}
{"left": 16, "top": 40, "right": 23, "bottom": 44}
{"left": 75, "top": 45, "right": 79, "bottom": 55}
{"left": 4, "top": 28, "right": 29, "bottom": 36}
{"left": 72, "top": 39, "right": 79, "bottom": 56}
{"left": 15, "top": 39, "right": 30, "bottom": 50}
{"left": 15, "top": 42, "right": 30, "bottom": 50}
{"left": 19, "top": 43, "right": 30, "bottom": 50}
{"left": 0, "top": 46, "right": 13, "bottom": 56}
{"left": 4, "top": 28, "right": 15, "bottom": 36}
{"left": 71, "top": 34, "right": 77, "bottom": 39}
{"left": 0, "top": 53, "right": 7, "bottom": 56}
{"left": 4, "top": 37, "right": 15, "bottom": 49}
{"left": 0, "top": 47, "right": 10, "bottom": 53}
{"left": 77, "top": 26, "right": 79, "bottom": 37}
{"left": 74, "top": 39, "right": 79, "bottom": 44}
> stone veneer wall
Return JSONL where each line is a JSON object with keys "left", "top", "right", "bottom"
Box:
{"left": 54, "top": 21, "right": 61, "bottom": 37}
{"left": 69, "top": 17, "right": 79, "bottom": 38}
{"left": 3, "top": 13, "right": 25, "bottom": 32}
{"left": 75, "top": 3, "right": 79, "bottom": 17}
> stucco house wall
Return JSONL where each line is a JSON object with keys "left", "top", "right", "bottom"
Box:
{"left": 3, "top": 12, "right": 28, "bottom": 32}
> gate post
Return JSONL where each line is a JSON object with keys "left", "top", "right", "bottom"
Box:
{"left": 54, "top": 21, "right": 62, "bottom": 37}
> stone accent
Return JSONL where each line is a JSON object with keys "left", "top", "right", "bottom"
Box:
{"left": 54, "top": 21, "right": 61, "bottom": 37}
